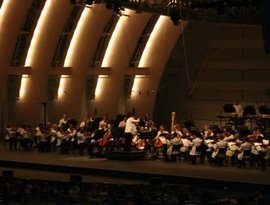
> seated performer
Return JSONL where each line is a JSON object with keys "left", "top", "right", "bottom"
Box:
{"left": 211, "top": 134, "right": 227, "bottom": 166}
{"left": 189, "top": 132, "right": 203, "bottom": 164}
{"left": 237, "top": 137, "right": 252, "bottom": 167}
{"left": 154, "top": 125, "right": 169, "bottom": 161}
{"left": 58, "top": 114, "right": 68, "bottom": 130}
{"left": 99, "top": 116, "right": 108, "bottom": 129}
{"left": 6, "top": 124, "right": 17, "bottom": 150}
{"left": 167, "top": 124, "right": 182, "bottom": 160}
{"left": 118, "top": 117, "right": 127, "bottom": 128}
{"left": 202, "top": 124, "right": 214, "bottom": 139}
{"left": 18, "top": 125, "right": 34, "bottom": 151}
{"left": 77, "top": 128, "right": 87, "bottom": 156}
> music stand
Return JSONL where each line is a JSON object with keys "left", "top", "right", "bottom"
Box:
{"left": 223, "top": 104, "right": 236, "bottom": 113}
{"left": 259, "top": 105, "right": 270, "bottom": 115}
{"left": 243, "top": 105, "right": 256, "bottom": 116}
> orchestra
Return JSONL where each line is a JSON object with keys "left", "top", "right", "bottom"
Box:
{"left": 3, "top": 105, "right": 270, "bottom": 171}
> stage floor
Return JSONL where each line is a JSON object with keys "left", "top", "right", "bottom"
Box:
{"left": 0, "top": 144, "right": 270, "bottom": 189}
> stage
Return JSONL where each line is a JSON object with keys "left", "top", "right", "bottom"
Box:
{"left": 0, "top": 144, "right": 270, "bottom": 192}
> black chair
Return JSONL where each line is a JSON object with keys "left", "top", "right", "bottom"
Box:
{"left": 171, "top": 144, "right": 181, "bottom": 161}
{"left": 241, "top": 149, "right": 252, "bottom": 168}
{"left": 216, "top": 147, "right": 227, "bottom": 166}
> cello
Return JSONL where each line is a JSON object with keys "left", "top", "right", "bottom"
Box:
{"left": 99, "top": 130, "right": 112, "bottom": 147}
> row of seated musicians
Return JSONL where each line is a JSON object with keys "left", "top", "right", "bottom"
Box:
{"left": 4, "top": 123, "right": 270, "bottom": 169}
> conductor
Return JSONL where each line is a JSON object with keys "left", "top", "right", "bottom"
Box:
{"left": 124, "top": 114, "right": 140, "bottom": 151}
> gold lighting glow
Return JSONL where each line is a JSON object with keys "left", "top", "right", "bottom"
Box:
{"left": 57, "top": 75, "right": 70, "bottom": 97}
{"left": 64, "top": 7, "right": 90, "bottom": 67}
{"left": 24, "top": 0, "right": 53, "bottom": 67}
{"left": 131, "top": 15, "right": 167, "bottom": 97}
{"left": 95, "top": 9, "right": 132, "bottom": 98}
{"left": 0, "top": 0, "right": 12, "bottom": 18}
{"left": 58, "top": 7, "right": 91, "bottom": 99}
{"left": 19, "top": 75, "right": 30, "bottom": 99}
{"left": 94, "top": 75, "right": 108, "bottom": 97}
{"left": 19, "top": 0, "right": 53, "bottom": 99}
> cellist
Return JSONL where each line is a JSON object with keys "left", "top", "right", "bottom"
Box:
{"left": 154, "top": 125, "right": 169, "bottom": 161}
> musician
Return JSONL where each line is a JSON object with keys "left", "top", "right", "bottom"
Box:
{"left": 154, "top": 125, "right": 170, "bottom": 161}
{"left": 167, "top": 124, "right": 182, "bottom": 161}
{"left": 6, "top": 124, "right": 17, "bottom": 151}
{"left": 232, "top": 100, "right": 244, "bottom": 129}
{"left": 99, "top": 116, "right": 108, "bottom": 129}
{"left": 77, "top": 128, "right": 87, "bottom": 156}
{"left": 248, "top": 128, "right": 267, "bottom": 169}
{"left": 58, "top": 114, "right": 68, "bottom": 130}
{"left": 124, "top": 115, "right": 140, "bottom": 151}
{"left": 17, "top": 124, "right": 33, "bottom": 151}
{"left": 79, "top": 117, "right": 88, "bottom": 129}
{"left": 57, "top": 127, "right": 69, "bottom": 154}
{"left": 35, "top": 123, "right": 49, "bottom": 152}
{"left": 189, "top": 132, "right": 203, "bottom": 164}
{"left": 171, "top": 124, "right": 183, "bottom": 137}
{"left": 237, "top": 137, "right": 252, "bottom": 167}
{"left": 49, "top": 124, "right": 58, "bottom": 151}
{"left": 118, "top": 117, "right": 127, "bottom": 128}
{"left": 211, "top": 134, "right": 227, "bottom": 166}
{"left": 233, "top": 100, "right": 243, "bottom": 117}
{"left": 67, "top": 124, "right": 77, "bottom": 152}
{"left": 223, "top": 128, "right": 235, "bottom": 142}
{"left": 202, "top": 125, "right": 214, "bottom": 139}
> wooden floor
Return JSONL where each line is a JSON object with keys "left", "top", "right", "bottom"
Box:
{"left": 0, "top": 144, "right": 270, "bottom": 190}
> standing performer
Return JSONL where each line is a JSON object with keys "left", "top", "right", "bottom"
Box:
{"left": 124, "top": 114, "right": 140, "bottom": 151}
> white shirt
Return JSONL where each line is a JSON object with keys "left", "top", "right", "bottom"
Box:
{"left": 233, "top": 104, "right": 243, "bottom": 117}
{"left": 156, "top": 130, "right": 169, "bottom": 144}
{"left": 58, "top": 118, "right": 67, "bottom": 127}
{"left": 80, "top": 121, "right": 86, "bottom": 128}
{"left": 124, "top": 117, "right": 140, "bottom": 135}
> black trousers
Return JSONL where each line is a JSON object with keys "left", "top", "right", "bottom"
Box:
{"left": 124, "top": 132, "right": 132, "bottom": 151}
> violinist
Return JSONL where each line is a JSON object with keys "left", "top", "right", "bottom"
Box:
{"left": 202, "top": 124, "right": 214, "bottom": 139}
{"left": 189, "top": 131, "right": 203, "bottom": 164}
{"left": 77, "top": 128, "right": 87, "bottom": 156}
{"left": 180, "top": 128, "right": 192, "bottom": 160}
{"left": 118, "top": 117, "right": 127, "bottom": 128}
{"left": 249, "top": 128, "right": 265, "bottom": 169}
{"left": 167, "top": 124, "right": 182, "bottom": 160}
{"left": 18, "top": 124, "right": 34, "bottom": 151}
{"left": 67, "top": 124, "right": 77, "bottom": 152}
{"left": 49, "top": 124, "right": 58, "bottom": 151}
